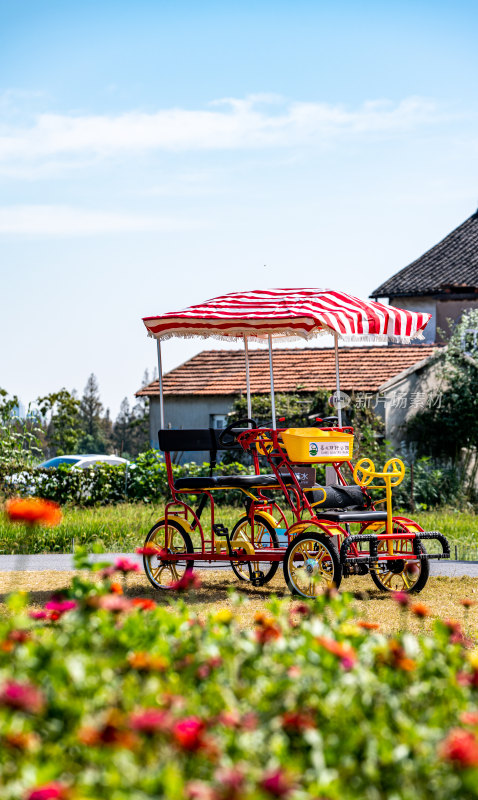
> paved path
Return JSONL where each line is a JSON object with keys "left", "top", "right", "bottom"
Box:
{"left": 0, "top": 553, "right": 477, "bottom": 577}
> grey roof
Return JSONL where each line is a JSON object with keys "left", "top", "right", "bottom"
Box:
{"left": 371, "top": 210, "right": 478, "bottom": 299}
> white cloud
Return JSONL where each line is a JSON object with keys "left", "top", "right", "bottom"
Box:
{"left": 0, "top": 95, "right": 439, "bottom": 165}
{"left": 0, "top": 205, "right": 205, "bottom": 236}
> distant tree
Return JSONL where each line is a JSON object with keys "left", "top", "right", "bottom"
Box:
{"left": 78, "top": 374, "right": 109, "bottom": 454}
{"left": 0, "top": 388, "right": 43, "bottom": 468}
{"left": 112, "top": 376, "right": 150, "bottom": 459}
{"left": 37, "top": 389, "right": 82, "bottom": 456}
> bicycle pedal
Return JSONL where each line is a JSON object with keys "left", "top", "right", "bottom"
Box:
{"left": 213, "top": 524, "right": 230, "bottom": 538}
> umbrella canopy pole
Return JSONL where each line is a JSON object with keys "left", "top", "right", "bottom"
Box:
{"left": 156, "top": 339, "right": 165, "bottom": 430}
{"left": 334, "top": 333, "right": 342, "bottom": 427}
{"left": 243, "top": 334, "right": 252, "bottom": 422}
{"left": 268, "top": 335, "right": 277, "bottom": 429}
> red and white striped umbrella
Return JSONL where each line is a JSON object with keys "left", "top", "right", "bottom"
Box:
{"left": 143, "top": 288, "right": 430, "bottom": 342}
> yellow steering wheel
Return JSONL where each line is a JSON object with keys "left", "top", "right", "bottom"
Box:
{"left": 383, "top": 458, "right": 405, "bottom": 487}
{"left": 353, "top": 458, "right": 376, "bottom": 487}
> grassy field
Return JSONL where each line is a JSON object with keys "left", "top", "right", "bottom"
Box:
{"left": 1, "top": 568, "right": 477, "bottom": 639}
{"left": 1, "top": 501, "right": 478, "bottom": 557}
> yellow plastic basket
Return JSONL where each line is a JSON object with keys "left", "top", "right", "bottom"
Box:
{"left": 281, "top": 427, "right": 354, "bottom": 463}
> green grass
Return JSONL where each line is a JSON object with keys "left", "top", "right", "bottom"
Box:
{"left": 1, "top": 502, "right": 478, "bottom": 558}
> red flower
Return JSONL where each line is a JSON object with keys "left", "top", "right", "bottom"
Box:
{"left": 5, "top": 498, "right": 62, "bottom": 527}
{"left": 170, "top": 571, "right": 201, "bottom": 592}
{"left": 0, "top": 680, "right": 45, "bottom": 714}
{"left": 136, "top": 545, "right": 163, "bottom": 556}
{"left": 7, "top": 629, "right": 30, "bottom": 643}
{"left": 173, "top": 716, "right": 206, "bottom": 751}
{"left": 114, "top": 557, "right": 139, "bottom": 574}
{"left": 25, "top": 782, "right": 69, "bottom": 800}
{"left": 260, "top": 768, "right": 294, "bottom": 798}
{"left": 439, "top": 728, "right": 478, "bottom": 767}
{"left": 129, "top": 708, "right": 171, "bottom": 734}
{"left": 281, "top": 710, "right": 315, "bottom": 732}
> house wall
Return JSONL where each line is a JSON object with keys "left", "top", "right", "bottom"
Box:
{"left": 392, "top": 296, "right": 437, "bottom": 343}
{"left": 381, "top": 357, "right": 442, "bottom": 447}
{"left": 149, "top": 395, "right": 235, "bottom": 463}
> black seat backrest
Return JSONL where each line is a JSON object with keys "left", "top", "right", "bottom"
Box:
{"left": 158, "top": 428, "right": 215, "bottom": 453}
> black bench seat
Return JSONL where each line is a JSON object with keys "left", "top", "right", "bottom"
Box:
{"left": 314, "top": 510, "right": 388, "bottom": 522}
{"left": 174, "top": 474, "right": 295, "bottom": 491}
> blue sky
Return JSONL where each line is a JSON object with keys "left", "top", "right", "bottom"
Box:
{"left": 1, "top": 0, "right": 477, "bottom": 416}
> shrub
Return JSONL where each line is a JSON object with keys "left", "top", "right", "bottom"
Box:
{"left": 1, "top": 560, "right": 478, "bottom": 798}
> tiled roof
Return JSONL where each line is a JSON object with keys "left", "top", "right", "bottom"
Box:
{"left": 136, "top": 345, "right": 439, "bottom": 397}
{"left": 371, "top": 210, "right": 478, "bottom": 298}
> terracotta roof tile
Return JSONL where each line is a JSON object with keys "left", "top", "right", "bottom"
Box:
{"left": 136, "top": 345, "right": 439, "bottom": 397}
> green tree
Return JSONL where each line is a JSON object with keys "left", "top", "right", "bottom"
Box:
{"left": 0, "top": 389, "right": 43, "bottom": 468}
{"left": 78, "top": 374, "right": 109, "bottom": 453}
{"left": 406, "top": 309, "right": 478, "bottom": 498}
{"left": 37, "top": 389, "right": 82, "bottom": 456}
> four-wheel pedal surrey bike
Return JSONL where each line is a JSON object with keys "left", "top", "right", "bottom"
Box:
{"left": 140, "top": 288, "right": 450, "bottom": 598}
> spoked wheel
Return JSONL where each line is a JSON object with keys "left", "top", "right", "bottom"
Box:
{"left": 143, "top": 519, "right": 195, "bottom": 590}
{"left": 283, "top": 530, "right": 341, "bottom": 597}
{"left": 229, "top": 515, "right": 279, "bottom": 584}
{"left": 370, "top": 536, "right": 429, "bottom": 593}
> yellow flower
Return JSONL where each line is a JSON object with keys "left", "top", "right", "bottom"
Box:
{"left": 339, "top": 623, "right": 361, "bottom": 637}
{"left": 467, "top": 649, "right": 478, "bottom": 670}
{"left": 213, "top": 609, "right": 233, "bottom": 624}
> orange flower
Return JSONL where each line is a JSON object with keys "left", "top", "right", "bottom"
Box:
{"left": 410, "top": 602, "right": 430, "bottom": 618}
{"left": 5, "top": 498, "right": 62, "bottom": 527}
{"left": 388, "top": 639, "right": 416, "bottom": 672}
{"left": 128, "top": 651, "right": 168, "bottom": 672}
{"left": 78, "top": 709, "right": 137, "bottom": 749}
{"left": 461, "top": 598, "right": 476, "bottom": 609}
{"left": 132, "top": 598, "right": 156, "bottom": 611}
{"left": 110, "top": 582, "right": 123, "bottom": 595}
{"left": 316, "top": 636, "right": 357, "bottom": 668}
{"left": 254, "top": 611, "right": 281, "bottom": 644}
{"left": 357, "top": 621, "right": 380, "bottom": 631}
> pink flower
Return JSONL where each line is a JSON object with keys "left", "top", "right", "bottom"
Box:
{"left": 45, "top": 600, "right": 77, "bottom": 615}
{"left": 185, "top": 781, "right": 216, "bottom": 800}
{"left": 29, "top": 610, "right": 48, "bottom": 620}
{"left": 114, "top": 557, "right": 140, "bottom": 574}
{"left": 173, "top": 716, "right": 206, "bottom": 751}
{"left": 95, "top": 595, "right": 133, "bottom": 613}
{"left": 129, "top": 708, "right": 171, "bottom": 734}
{"left": 25, "top": 783, "right": 69, "bottom": 800}
{"left": 214, "top": 766, "right": 244, "bottom": 798}
{"left": 0, "top": 680, "right": 45, "bottom": 714}
{"left": 170, "top": 571, "right": 201, "bottom": 592}
{"left": 393, "top": 591, "right": 410, "bottom": 608}
{"left": 460, "top": 711, "right": 478, "bottom": 726}
{"left": 260, "top": 768, "right": 294, "bottom": 798}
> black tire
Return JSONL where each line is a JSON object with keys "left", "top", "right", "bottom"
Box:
{"left": 229, "top": 515, "right": 280, "bottom": 584}
{"left": 143, "top": 519, "right": 195, "bottom": 591}
{"left": 370, "top": 539, "right": 429, "bottom": 594}
{"left": 283, "top": 530, "right": 341, "bottom": 597}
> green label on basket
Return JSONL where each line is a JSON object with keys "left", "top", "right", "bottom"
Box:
{"left": 309, "top": 441, "right": 349, "bottom": 457}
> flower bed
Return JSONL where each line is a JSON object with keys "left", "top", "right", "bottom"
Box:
{"left": 1, "top": 557, "right": 478, "bottom": 799}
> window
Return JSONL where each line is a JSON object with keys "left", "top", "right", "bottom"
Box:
{"left": 210, "top": 414, "right": 228, "bottom": 430}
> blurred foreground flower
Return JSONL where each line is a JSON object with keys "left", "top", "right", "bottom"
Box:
{"left": 114, "top": 557, "right": 139, "bottom": 574}
{"left": 439, "top": 727, "right": 478, "bottom": 767}
{"left": 5, "top": 498, "right": 62, "bottom": 527}
{"left": 25, "top": 783, "right": 69, "bottom": 800}
{"left": 0, "top": 680, "right": 45, "bottom": 714}
{"left": 170, "top": 571, "right": 201, "bottom": 592}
